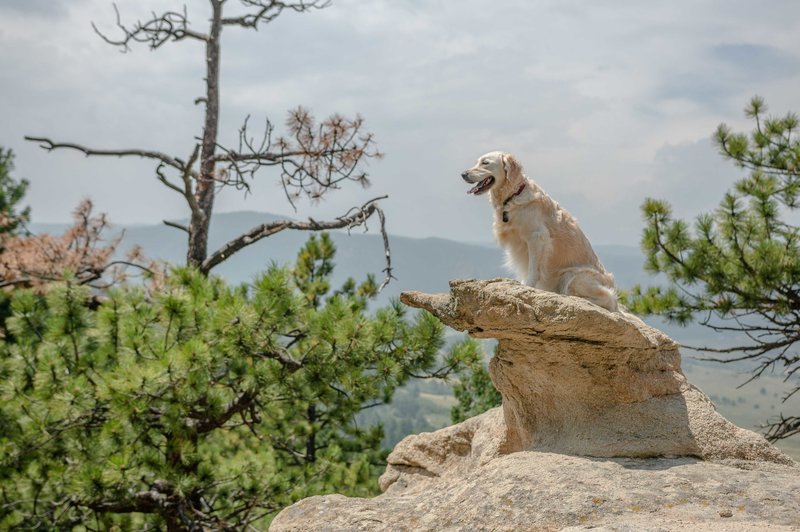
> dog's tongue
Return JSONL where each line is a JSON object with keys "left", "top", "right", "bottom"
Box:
{"left": 467, "top": 176, "right": 493, "bottom": 195}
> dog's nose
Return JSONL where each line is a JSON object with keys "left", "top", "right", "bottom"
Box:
{"left": 461, "top": 171, "right": 469, "bottom": 180}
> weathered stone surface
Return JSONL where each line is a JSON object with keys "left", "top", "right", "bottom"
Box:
{"left": 271, "top": 279, "right": 797, "bottom": 531}
{"left": 395, "top": 279, "right": 792, "bottom": 466}
{"left": 272, "top": 452, "right": 800, "bottom": 531}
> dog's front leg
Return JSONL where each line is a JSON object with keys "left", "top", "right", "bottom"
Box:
{"left": 525, "top": 247, "right": 539, "bottom": 287}
{"left": 525, "top": 231, "right": 548, "bottom": 288}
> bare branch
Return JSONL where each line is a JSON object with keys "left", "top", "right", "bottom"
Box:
{"left": 163, "top": 220, "right": 190, "bottom": 233}
{"left": 24, "top": 136, "right": 187, "bottom": 172}
{"left": 180, "top": 144, "right": 203, "bottom": 220}
{"left": 24, "top": 136, "right": 205, "bottom": 230}
{"left": 155, "top": 163, "right": 185, "bottom": 196}
{"left": 105, "top": 260, "right": 156, "bottom": 276}
{"left": 763, "top": 414, "right": 800, "bottom": 442}
{"left": 200, "top": 196, "right": 389, "bottom": 275}
{"left": 221, "top": 0, "right": 331, "bottom": 29}
{"left": 375, "top": 206, "right": 395, "bottom": 292}
{"left": 207, "top": 109, "right": 382, "bottom": 211}
{"left": 91, "top": 3, "right": 208, "bottom": 52}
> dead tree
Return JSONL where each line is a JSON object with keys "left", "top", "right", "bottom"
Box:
{"left": 26, "top": 1, "right": 393, "bottom": 287}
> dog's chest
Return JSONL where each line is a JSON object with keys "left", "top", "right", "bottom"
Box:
{"left": 493, "top": 205, "right": 547, "bottom": 247}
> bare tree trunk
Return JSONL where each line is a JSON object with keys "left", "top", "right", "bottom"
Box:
{"left": 26, "top": 0, "right": 394, "bottom": 288}
{"left": 188, "top": 0, "right": 223, "bottom": 268}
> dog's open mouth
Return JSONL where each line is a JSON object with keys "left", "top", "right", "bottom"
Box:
{"left": 467, "top": 176, "right": 495, "bottom": 195}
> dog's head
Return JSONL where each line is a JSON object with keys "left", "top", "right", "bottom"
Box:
{"left": 461, "top": 151, "right": 523, "bottom": 196}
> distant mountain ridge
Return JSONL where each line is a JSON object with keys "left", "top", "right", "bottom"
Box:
{"left": 27, "top": 210, "right": 685, "bottom": 341}
{"left": 31, "top": 210, "right": 651, "bottom": 301}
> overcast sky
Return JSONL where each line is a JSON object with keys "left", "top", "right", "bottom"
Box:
{"left": 1, "top": 0, "right": 799, "bottom": 246}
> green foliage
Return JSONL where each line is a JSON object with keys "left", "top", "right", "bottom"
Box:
{"left": 451, "top": 342, "right": 502, "bottom": 424}
{"left": 0, "top": 147, "right": 32, "bottom": 331}
{"left": 627, "top": 97, "right": 800, "bottom": 442}
{"left": 0, "top": 147, "right": 30, "bottom": 237}
{"left": 357, "top": 379, "right": 453, "bottom": 448}
{"left": 0, "top": 233, "right": 478, "bottom": 530}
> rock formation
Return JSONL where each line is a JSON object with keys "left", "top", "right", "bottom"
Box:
{"left": 271, "top": 279, "right": 799, "bottom": 531}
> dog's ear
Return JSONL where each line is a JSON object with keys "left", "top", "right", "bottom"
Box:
{"left": 502, "top": 153, "right": 522, "bottom": 182}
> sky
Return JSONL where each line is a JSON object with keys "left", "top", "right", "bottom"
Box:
{"left": 1, "top": 0, "right": 799, "bottom": 246}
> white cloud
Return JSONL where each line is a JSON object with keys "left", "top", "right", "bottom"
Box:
{"left": 1, "top": 0, "right": 799, "bottom": 247}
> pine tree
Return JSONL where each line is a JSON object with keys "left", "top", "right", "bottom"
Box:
{"left": 0, "top": 148, "right": 32, "bottom": 328}
{"left": 627, "top": 97, "right": 800, "bottom": 442}
{"left": 450, "top": 343, "right": 502, "bottom": 424}
{"left": 0, "top": 148, "right": 30, "bottom": 237}
{"left": 0, "top": 233, "right": 480, "bottom": 530}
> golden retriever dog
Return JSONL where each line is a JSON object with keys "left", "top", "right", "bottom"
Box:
{"left": 461, "top": 151, "right": 619, "bottom": 312}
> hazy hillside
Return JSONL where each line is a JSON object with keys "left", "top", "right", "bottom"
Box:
{"left": 33, "top": 211, "right": 648, "bottom": 299}
{"left": 30, "top": 211, "right": 800, "bottom": 458}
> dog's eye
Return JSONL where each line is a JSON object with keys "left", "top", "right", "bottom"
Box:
{"left": 481, "top": 160, "right": 489, "bottom": 165}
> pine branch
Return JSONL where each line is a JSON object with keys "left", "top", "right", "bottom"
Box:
{"left": 194, "top": 391, "right": 258, "bottom": 434}
{"left": 85, "top": 490, "right": 165, "bottom": 514}
{"left": 253, "top": 347, "right": 304, "bottom": 372}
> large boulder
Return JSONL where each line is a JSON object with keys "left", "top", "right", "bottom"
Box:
{"left": 271, "top": 280, "right": 798, "bottom": 531}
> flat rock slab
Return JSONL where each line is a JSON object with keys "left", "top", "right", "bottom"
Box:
{"left": 271, "top": 451, "right": 800, "bottom": 531}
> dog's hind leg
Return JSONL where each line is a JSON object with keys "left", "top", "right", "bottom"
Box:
{"left": 561, "top": 269, "right": 619, "bottom": 312}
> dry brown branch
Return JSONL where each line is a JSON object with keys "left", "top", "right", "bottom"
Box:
{"left": 0, "top": 200, "right": 162, "bottom": 291}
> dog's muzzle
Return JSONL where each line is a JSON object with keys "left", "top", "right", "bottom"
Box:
{"left": 464, "top": 173, "right": 495, "bottom": 195}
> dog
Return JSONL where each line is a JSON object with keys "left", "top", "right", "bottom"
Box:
{"left": 461, "top": 151, "right": 619, "bottom": 312}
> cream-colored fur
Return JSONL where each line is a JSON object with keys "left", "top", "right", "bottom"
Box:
{"left": 462, "top": 151, "right": 619, "bottom": 312}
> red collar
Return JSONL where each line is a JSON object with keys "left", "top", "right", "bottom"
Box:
{"left": 501, "top": 182, "right": 526, "bottom": 223}
{"left": 503, "top": 182, "right": 526, "bottom": 207}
